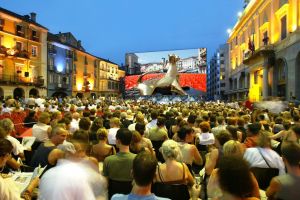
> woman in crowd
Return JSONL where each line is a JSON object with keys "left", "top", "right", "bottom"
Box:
{"left": 153, "top": 139, "right": 194, "bottom": 200}
{"left": 89, "top": 117, "right": 103, "bottom": 144}
{"left": 205, "top": 130, "right": 232, "bottom": 176}
{"left": 0, "top": 138, "right": 39, "bottom": 200}
{"left": 208, "top": 156, "right": 260, "bottom": 200}
{"left": 90, "top": 128, "right": 115, "bottom": 162}
{"left": 177, "top": 125, "right": 203, "bottom": 171}
{"left": 243, "top": 130, "right": 286, "bottom": 175}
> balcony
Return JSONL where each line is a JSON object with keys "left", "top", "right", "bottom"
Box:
{"left": 0, "top": 74, "right": 44, "bottom": 87}
{"left": 16, "top": 30, "right": 25, "bottom": 37}
{"left": 31, "top": 35, "right": 39, "bottom": 42}
{"left": 15, "top": 50, "right": 30, "bottom": 59}
{"left": 243, "top": 45, "right": 275, "bottom": 65}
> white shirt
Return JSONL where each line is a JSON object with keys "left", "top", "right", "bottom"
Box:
{"left": 32, "top": 123, "right": 50, "bottom": 142}
{"left": 6, "top": 136, "right": 24, "bottom": 156}
{"left": 70, "top": 119, "right": 80, "bottom": 134}
{"left": 199, "top": 132, "right": 215, "bottom": 145}
{"left": 128, "top": 123, "right": 136, "bottom": 132}
{"left": 243, "top": 147, "right": 286, "bottom": 175}
{"left": 146, "top": 119, "right": 157, "bottom": 132}
{"left": 39, "top": 159, "right": 107, "bottom": 200}
{"left": 108, "top": 128, "right": 120, "bottom": 145}
{"left": 0, "top": 176, "right": 22, "bottom": 200}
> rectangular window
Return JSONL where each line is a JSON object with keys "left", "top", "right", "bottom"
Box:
{"left": 49, "top": 73, "right": 53, "bottom": 83}
{"left": 66, "top": 61, "right": 70, "bottom": 73}
{"left": 0, "top": 19, "right": 4, "bottom": 30}
{"left": 254, "top": 71, "right": 258, "bottom": 84}
{"left": 57, "top": 75, "right": 61, "bottom": 84}
{"left": 65, "top": 77, "right": 69, "bottom": 84}
{"left": 48, "top": 57, "right": 54, "bottom": 70}
{"left": 16, "top": 25, "right": 24, "bottom": 36}
{"left": 281, "top": 16, "right": 287, "bottom": 40}
{"left": 73, "top": 76, "right": 76, "bottom": 86}
{"left": 31, "top": 46, "right": 37, "bottom": 57}
{"left": 31, "top": 30, "right": 38, "bottom": 41}
{"left": 16, "top": 42, "right": 22, "bottom": 51}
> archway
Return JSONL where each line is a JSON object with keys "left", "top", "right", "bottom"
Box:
{"left": 76, "top": 93, "right": 83, "bottom": 99}
{"left": 276, "top": 59, "right": 287, "bottom": 98}
{"left": 52, "top": 91, "right": 68, "bottom": 98}
{"left": 13, "top": 88, "right": 24, "bottom": 100}
{"left": 90, "top": 93, "right": 97, "bottom": 99}
{"left": 29, "top": 88, "right": 39, "bottom": 97}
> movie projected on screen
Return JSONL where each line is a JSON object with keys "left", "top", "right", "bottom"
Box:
{"left": 124, "top": 48, "right": 207, "bottom": 97}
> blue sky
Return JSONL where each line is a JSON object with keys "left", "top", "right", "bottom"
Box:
{"left": 1, "top": 0, "right": 244, "bottom": 65}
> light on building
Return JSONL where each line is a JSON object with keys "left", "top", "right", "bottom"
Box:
{"left": 227, "top": 29, "right": 232, "bottom": 35}
{"left": 292, "top": 24, "right": 297, "bottom": 32}
{"left": 77, "top": 83, "right": 83, "bottom": 91}
{"left": 237, "top": 11, "right": 243, "bottom": 18}
{"left": 57, "top": 64, "right": 63, "bottom": 72}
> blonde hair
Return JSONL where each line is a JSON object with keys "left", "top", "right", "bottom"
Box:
{"left": 97, "top": 128, "right": 108, "bottom": 140}
{"left": 161, "top": 140, "right": 182, "bottom": 160}
{"left": 223, "top": 140, "right": 244, "bottom": 157}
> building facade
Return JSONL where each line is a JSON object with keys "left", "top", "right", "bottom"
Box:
{"left": 47, "top": 33, "right": 75, "bottom": 97}
{"left": 227, "top": 0, "right": 300, "bottom": 102}
{"left": 125, "top": 53, "right": 140, "bottom": 75}
{"left": 0, "top": 8, "right": 48, "bottom": 99}
{"left": 207, "top": 44, "right": 229, "bottom": 101}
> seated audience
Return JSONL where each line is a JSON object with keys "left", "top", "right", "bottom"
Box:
{"left": 112, "top": 151, "right": 170, "bottom": 200}
{"left": 208, "top": 156, "right": 260, "bottom": 200}
{"left": 266, "top": 141, "right": 300, "bottom": 200}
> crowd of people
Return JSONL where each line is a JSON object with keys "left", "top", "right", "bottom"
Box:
{"left": 0, "top": 95, "right": 299, "bottom": 200}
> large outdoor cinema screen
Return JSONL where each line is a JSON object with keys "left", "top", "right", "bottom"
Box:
{"left": 124, "top": 48, "right": 207, "bottom": 97}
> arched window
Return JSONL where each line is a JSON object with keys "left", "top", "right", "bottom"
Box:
{"left": 277, "top": 59, "right": 286, "bottom": 82}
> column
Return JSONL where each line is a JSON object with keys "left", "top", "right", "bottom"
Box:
{"left": 263, "top": 66, "right": 269, "bottom": 100}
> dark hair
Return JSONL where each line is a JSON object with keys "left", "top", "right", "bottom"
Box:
{"left": 150, "top": 110, "right": 158, "bottom": 120}
{"left": 215, "top": 130, "right": 232, "bottom": 146}
{"left": 281, "top": 141, "right": 300, "bottom": 166}
{"left": 90, "top": 117, "right": 103, "bottom": 132}
{"left": 157, "top": 116, "right": 165, "bottom": 126}
{"left": 177, "top": 125, "right": 194, "bottom": 140}
{"left": 73, "top": 129, "right": 89, "bottom": 143}
{"left": 247, "top": 123, "right": 261, "bottom": 135}
{"left": 218, "top": 156, "right": 254, "bottom": 198}
{"left": 291, "top": 124, "right": 300, "bottom": 136}
{"left": 226, "top": 125, "right": 239, "bottom": 141}
{"left": 0, "top": 138, "right": 13, "bottom": 157}
{"left": 187, "top": 114, "right": 197, "bottom": 124}
{"left": 116, "top": 128, "right": 132, "bottom": 146}
{"left": 133, "top": 151, "right": 158, "bottom": 186}
{"left": 79, "top": 117, "right": 91, "bottom": 131}
{"left": 135, "top": 123, "right": 146, "bottom": 136}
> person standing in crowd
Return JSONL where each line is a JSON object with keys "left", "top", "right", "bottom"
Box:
{"left": 32, "top": 112, "right": 52, "bottom": 142}
{"left": 112, "top": 151, "right": 170, "bottom": 200}
{"left": 266, "top": 141, "right": 300, "bottom": 199}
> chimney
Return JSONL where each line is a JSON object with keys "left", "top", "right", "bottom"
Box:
{"left": 77, "top": 40, "right": 81, "bottom": 48}
{"left": 30, "top": 12, "right": 36, "bottom": 22}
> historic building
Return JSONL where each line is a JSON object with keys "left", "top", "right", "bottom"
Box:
{"left": 98, "top": 59, "right": 124, "bottom": 100}
{"left": 0, "top": 7, "right": 48, "bottom": 99}
{"left": 227, "top": 0, "right": 300, "bottom": 102}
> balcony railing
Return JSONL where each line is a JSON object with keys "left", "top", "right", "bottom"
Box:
{"left": 15, "top": 50, "right": 30, "bottom": 59}
{"left": 0, "top": 74, "right": 44, "bottom": 87}
{"left": 31, "top": 36, "right": 39, "bottom": 42}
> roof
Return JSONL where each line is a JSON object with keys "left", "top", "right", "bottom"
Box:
{"left": 0, "top": 7, "right": 48, "bottom": 30}
{"left": 47, "top": 32, "right": 118, "bottom": 66}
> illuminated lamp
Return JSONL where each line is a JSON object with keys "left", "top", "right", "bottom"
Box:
{"left": 292, "top": 24, "right": 297, "bottom": 32}
{"left": 6, "top": 48, "right": 18, "bottom": 56}
{"left": 56, "top": 64, "right": 63, "bottom": 72}
{"left": 77, "top": 83, "right": 83, "bottom": 91}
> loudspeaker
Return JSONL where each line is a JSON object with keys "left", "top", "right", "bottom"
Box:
{"left": 24, "top": 72, "right": 29, "bottom": 77}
